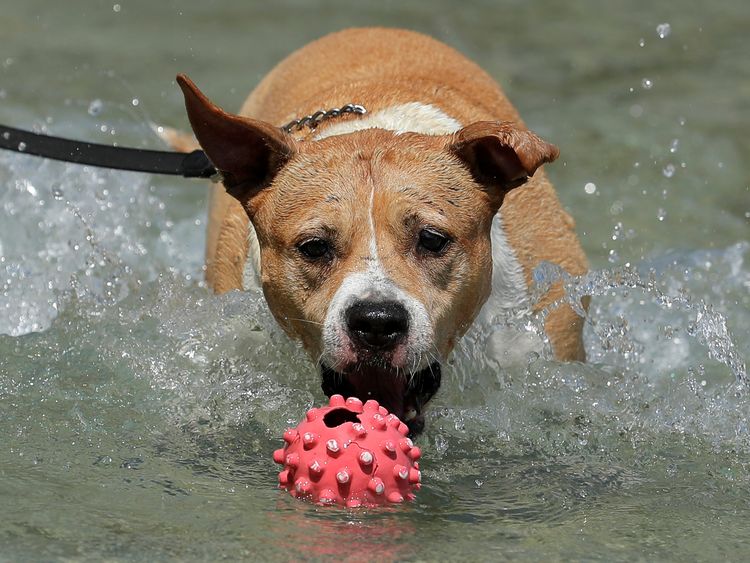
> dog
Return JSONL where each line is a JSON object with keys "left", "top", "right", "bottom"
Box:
{"left": 173, "top": 28, "right": 588, "bottom": 434}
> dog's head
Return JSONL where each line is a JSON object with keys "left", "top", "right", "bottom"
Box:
{"left": 178, "top": 75, "right": 558, "bottom": 433}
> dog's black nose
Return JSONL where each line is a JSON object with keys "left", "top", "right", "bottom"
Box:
{"left": 346, "top": 300, "right": 409, "bottom": 350}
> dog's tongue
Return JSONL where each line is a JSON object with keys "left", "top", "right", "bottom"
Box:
{"left": 344, "top": 366, "right": 408, "bottom": 419}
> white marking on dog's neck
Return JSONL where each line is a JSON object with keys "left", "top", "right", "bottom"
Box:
{"left": 243, "top": 222, "right": 262, "bottom": 290}
{"left": 485, "top": 213, "right": 530, "bottom": 312}
{"left": 472, "top": 212, "right": 538, "bottom": 365}
{"left": 313, "top": 102, "right": 463, "bottom": 140}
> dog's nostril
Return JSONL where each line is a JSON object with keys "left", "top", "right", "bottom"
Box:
{"left": 346, "top": 301, "right": 409, "bottom": 350}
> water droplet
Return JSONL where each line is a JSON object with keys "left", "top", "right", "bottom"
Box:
{"left": 611, "top": 221, "right": 624, "bottom": 241}
{"left": 657, "top": 208, "right": 666, "bottom": 221}
{"left": 88, "top": 99, "right": 103, "bottom": 116}
{"left": 656, "top": 23, "right": 672, "bottom": 39}
{"left": 638, "top": 38, "right": 646, "bottom": 47}
{"left": 113, "top": 3, "right": 121, "bottom": 12}
{"left": 52, "top": 188, "right": 64, "bottom": 200}
{"left": 641, "top": 78, "right": 653, "bottom": 90}
{"left": 17, "top": 141, "right": 26, "bottom": 152}
{"left": 669, "top": 139, "right": 679, "bottom": 153}
{"left": 584, "top": 182, "right": 597, "bottom": 195}
{"left": 131, "top": 98, "right": 139, "bottom": 107}
{"left": 2, "top": 131, "right": 10, "bottom": 140}
{"left": 662, "top": 163, "right": 676, "bottom": 178}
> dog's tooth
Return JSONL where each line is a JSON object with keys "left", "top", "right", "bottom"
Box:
{"left": 404, "top": 408, "right": 417, "bottom": 422}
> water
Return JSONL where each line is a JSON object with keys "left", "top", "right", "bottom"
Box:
{"left": 1, "top": 0, "right": 749, "bottom": 560}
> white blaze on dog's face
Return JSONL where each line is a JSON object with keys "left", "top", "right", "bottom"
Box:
{"left": 177, "top": 75, "right": 558, "bottom": 428}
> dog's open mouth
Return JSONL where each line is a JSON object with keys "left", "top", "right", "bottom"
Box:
{"left": 320, "top": 362, "right": 441, "bottom": 436}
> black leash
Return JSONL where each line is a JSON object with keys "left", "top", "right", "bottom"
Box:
{"left": 0, "top": 101, "right": 368, "bottom": 178}
{"left": 0, "top": 124, "right": 216, "bottom": 179}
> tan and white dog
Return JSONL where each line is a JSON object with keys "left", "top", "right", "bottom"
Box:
{"left": 174, "top": 28, "right": 588, "bottom": 433}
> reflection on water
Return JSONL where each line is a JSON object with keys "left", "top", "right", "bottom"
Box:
{"left": 1, "top": 0, "right": 749, "bottom": 559}
{"left": 268, "top": 504, "right": 419, "bottom": 561}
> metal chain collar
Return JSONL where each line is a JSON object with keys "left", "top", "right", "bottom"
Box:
{"left": 281, "top": 103, "right": 367, "bottom": 134}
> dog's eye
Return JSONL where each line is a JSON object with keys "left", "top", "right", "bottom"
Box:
{"left": 418, "top": 228, "right": 451, "bottom": 254}
{"left": 298, "top": 238, "right": 331, "bottom": 260}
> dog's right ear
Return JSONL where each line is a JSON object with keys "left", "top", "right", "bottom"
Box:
{"left": 176, "top": 74, "right": 295, "bottom": 206}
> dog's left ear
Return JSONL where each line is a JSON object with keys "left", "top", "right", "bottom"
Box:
{"left": 449, "top": 121, "right": 559, "bottom": 206}
{"left": 176, "top": 74, "right": 295, "bottom": 207}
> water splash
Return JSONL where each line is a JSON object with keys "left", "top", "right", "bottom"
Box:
{"left": 1, "top": 140, "right": 748, "bottom": 466}
{"left": 442, "top": 245, "right": 749, "bottom": 461}
{"left": 0, "top": 148, "right": 203, "bottom": 336}
{"left": 559, "top": 255, "right": 747, "bottom": 386}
